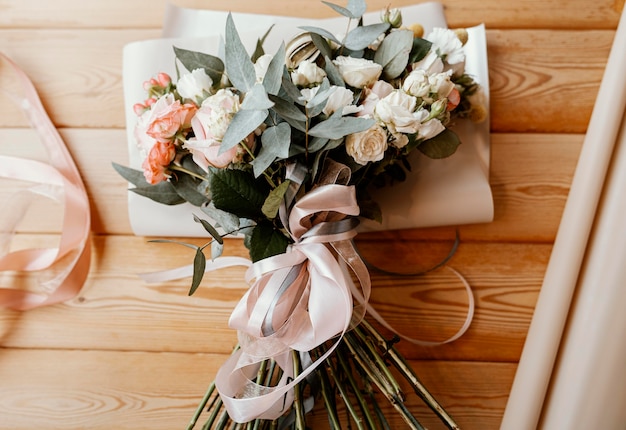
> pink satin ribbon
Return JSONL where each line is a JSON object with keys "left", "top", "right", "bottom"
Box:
{"left": 216, "top": 183, "right": 367, "bottom": 422}
{"left": 0, "top": 54, "right": 91, "bottom": 310}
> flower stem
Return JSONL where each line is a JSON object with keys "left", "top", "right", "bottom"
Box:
{"left": 359, "top": 319, "right": 460, "bottom": 430}
{"left": 170, "top": 164, "right": 208, "bottom": 182}
{"left": 186, "top": 381, "right": 217, "bottom": 430}
{"left": 292, "top": 351, "right": 307, "bottom": 430}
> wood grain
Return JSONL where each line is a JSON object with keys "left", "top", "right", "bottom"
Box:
{"left": 0, "top": 348, "right": 515, "bottom": 430}
{"left": 0, "top": 0, "right": 618, "bottom": 428}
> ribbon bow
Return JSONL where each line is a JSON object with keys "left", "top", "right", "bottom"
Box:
{"left": 216, "top": 179, "right": 372, "bottom": 422}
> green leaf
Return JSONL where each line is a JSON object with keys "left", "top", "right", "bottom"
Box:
{"left": 241, "top": 83, "right": 274, "bottom": 110}
{"left": 173, "top": 46, "right": 224, "bottom": 85}
{"left": 193, "top": 214, "right": 223, "bottom": 244}
{"left": 344, "top": 23, "right": 390, "bottom": 51}
{"left": 251, "top": 25, "right": 274, "bottom": 63}
{"left": 374, "top": 29, "right": 413, "bottom": 79}
{"left": 321, "top": 0, "right": 366, "bottom": 19}
{"left": 409, "top": 38, "right": 433, "bottom": 64}
{"left": 298, "top": 26, "right": 341, "bottom": 46}
{"left": 130, "top": 183, "right": 186, "bottom": 205}
{"left": 281, "top": 68, "right": 306, "bottom": 105}
{"left": 418, "top": 129, "right": 461, "bottom": 159}
{"left": 263, "top": 43, "right": 286, "bottom": 96}
{"left": 170, "top": 171, "right": 210, "bottom": 207}
{"left": 112, "top": 162, "right": 149, "bottom": 187}
{"left": 308, "top": 114, "right": 374, "bottom": 139}
{"left": 210, "top": 168, "right": 267, "bottom": 219}
{"left": 220, "top": 109, "right": 268, "bottom": 154}
{"left": 148, "top": 238, "right": 199, "bottom": 251}
{"left": 189, "top": 247, "right": 207, "bottom": 296}
{"left": 261, "top": 180, "right": 291, "bottom": 219}
{"left": 225, "top": 13, "right": 256, "bottom": 92}
{"left": 248, "top": 223, "right": 290, "bottom": 262}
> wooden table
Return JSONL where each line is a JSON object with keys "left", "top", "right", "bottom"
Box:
{"left": 0, "top": 0, "right": 623, "bottom": 428}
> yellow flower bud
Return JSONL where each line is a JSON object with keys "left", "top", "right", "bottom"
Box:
{"left": 454, "top": 28, "right": 469, "bottom": 46}
{"left": 469, "top": 104, "right": 487, "bottom": 123}
{"left": 408, "top": 23, "right": 424, "bottom": 39}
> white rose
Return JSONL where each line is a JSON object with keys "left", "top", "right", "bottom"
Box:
{"left": 414, "top": 108, "right": 445, "bottom": 140}
{"left": 374, "top": 90, "right": 420, "bottom": 134}
{"left": 429, "top": 71, "right": 455, "bottom": 98}
{"left": 323, "top": 86, "right": 361, "bottom": 116}
{"left": 345, "top": 124, "right": 388, "bottom": 165}
{"left": 333, "top": 56, "right": 383, "bottom": 88}
{"left": 402, "top": 69, "right": 430, "bottom": 98}
{"left": 291, "top": 60, "right": 327, "bottom": 87}
{"left": 192, "top": 89, "right": 240, "bottom": 141}
{"left": 254, "top": 54, "right": 274, "bottom": 83}
{"left": 177, "top": 68, "right": 213, "bottom": 102}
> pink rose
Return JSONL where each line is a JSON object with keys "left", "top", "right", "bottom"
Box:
{"left": 142, "top": 140, "right": 176, "bottom": 184}
{"left": 145, "top": 94, "right": 196, "bottom": 143}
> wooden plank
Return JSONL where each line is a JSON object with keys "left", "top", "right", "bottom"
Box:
{"left": 0, "top": 128, "right": 580, "bottom": 241}
{"left": 0, "top": 348, "right": 515, "bottom": 430}
{"left": 0, "top": 29, "right": 613, "bottom": 132}
{"left": 1, "top": 234, "right": 546, "bottom": 362}
{"left": 0, "top": 0, "right": 622, "bottom": 30}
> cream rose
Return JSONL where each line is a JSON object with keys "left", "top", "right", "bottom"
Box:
{"left": 345, "top": 124, "right": 388, "bottom": 165}
{"left": 332, "top": 56, "right": 383, "bottom": 88}
{"left": 323, "top": 86, "right": 360, "bottom": 116}
{"left": 176, "top": 68, "right": 213, "bottom": 102}
{"left": 402, "top": 69, "right": 430, "bottom": 98}
{"left": 374, "top": 90, "right": 420, "bottom": 134}
{"left": 291, "top": 60, "right": 327, "bottom": 87}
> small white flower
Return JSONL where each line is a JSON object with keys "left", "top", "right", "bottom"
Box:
{"left": 176, "top": 68, "right": 213, "bottom": 103}
{"left": 425, "top": 27, "right": 466, "bottom": 75}
{"left": 291, "top": 60, "right": 327, "bottom": 87}
{"left": 403, "top": 70, "right": 431, "bottom": 98}
{"left": 254, "top": 54, "right": 274, "bottom": 83}
{"left": 333, "top": 56, "right": 383, "bottom": 88}
{"left": 429, "top": 71, "right": 455, "bottom": 98}
{"left": 345, "top": 124, "right": 388, "bottom": 165}
{"left": 414, "top": 108, "right": 445, "bottom": 140}
{"left": 323, "top": 86, "right": 361, "bottom": 116}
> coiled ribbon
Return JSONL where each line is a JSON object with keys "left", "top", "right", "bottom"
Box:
{"left": 0, "top": 54, "right": 91, "bottom": 310}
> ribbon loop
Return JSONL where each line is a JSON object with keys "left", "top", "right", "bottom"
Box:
{"left": 0, "top": 54, "right": 92, "bottom": 311}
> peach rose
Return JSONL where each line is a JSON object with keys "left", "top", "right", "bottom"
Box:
{"left": 142, "top": 140, "right": 176, "bottom": 184}
{"left": 145, "top": 94, "right": 196, "bottom": 143}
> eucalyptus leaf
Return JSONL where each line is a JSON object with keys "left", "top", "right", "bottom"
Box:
{"left": 310, "top": 33, "right": 333, "bottom": 60}
{"left": 210, "top": 168, "right": 268, "bottom": 219}
{"left": 307, "top": 136, "right": 329, "bottom": 152}
{"left": 418, "top": 129, "right": 461, "bottom": 159}
{"left": 374, "top": 29, "right": 413, "bottom": 79}
{"left": 324, "top": 55, "right": 345, "bottom": 87}
{"left": 201, "top": 202, "right": 241, "bottom": 233}
{"left": 269, "top": 95, "right": 307, "bottom": 122}
{"left": 308, "top": 115, "right": 374, "bottom": 139}
{"left": 225, "top": 13, "right": 256, "bottom": 92}
{"left": 298, "top": 26, "right": 341, "bottom": 46}
{"left": 241, "top": 83, "right": 274, "bottom": 110}
{"left": 189, "top": 247, "right": 207, "bottom": 296}
{"left": 321, "top": 0, "right": 366, "bottom": 19}
{"left": 261, "top": 180, "right": 291, "bottom": 219}
{"left": 173, "top": 46, "right": 225, "bottom": 84}
{"left": 220, "top": 109, "right": 268, "bottom": 154}
{"left": 211, "top": 240, "right": 224, "bottom": 260}
{"left": 248, "top": 223, "right": 290, "bottom": 262}
{"left": 281, "top": 69, "right": 306, "bottom": 105}
{"left": 263, "top": 43, "right": 286, "bottom": 96}
{"left": 251, "top": 25, "right": 274, "bottom": 63}
{"left": 193, "top": 214, "right": 224, "bottom": 244}
{"left": 344, "top": 23, "right": 390, "bottom": 51}
{"left": 148, "top": 238, "right": 199, "bottom": 251}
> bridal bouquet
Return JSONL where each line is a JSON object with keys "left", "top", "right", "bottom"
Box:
{"left": 115, "top": 0, "right": 485, "bottom": 428}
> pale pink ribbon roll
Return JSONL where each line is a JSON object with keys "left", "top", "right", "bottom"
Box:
{"left": 0, "top": 54, "right": 91, "bottom": 310}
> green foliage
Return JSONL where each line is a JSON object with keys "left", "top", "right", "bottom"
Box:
{"left": 209, "top": 168, "right": 268, "bottom": 220}
{"left": 418, "top": 129, "right": 461, "bottom": 159}
{"left": 248, "top": 222, "right": 290, "bottom": 262}
{"left": 173, "top": 46, "right": 225, "bottom": 85}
